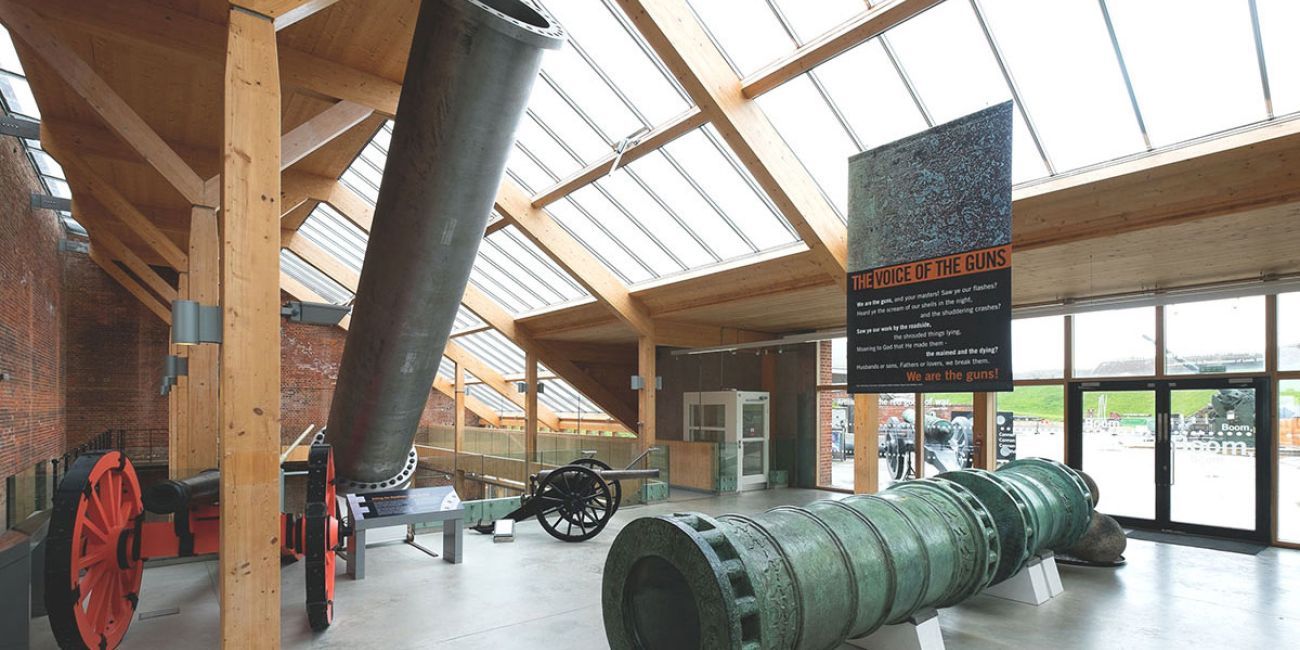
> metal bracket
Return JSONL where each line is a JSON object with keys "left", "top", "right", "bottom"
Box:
{"left": 30, "top": 194, "right": 71, "bottom": 211}
{"left": 171, "top": 300, "right": 222, "bottom": 345}
{"left": 0, "top": 114, "right": 40, "bottom": 139}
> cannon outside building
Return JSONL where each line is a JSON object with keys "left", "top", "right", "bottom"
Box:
{"left": 601, "top": 458, "right": 1092, "bottom": 650}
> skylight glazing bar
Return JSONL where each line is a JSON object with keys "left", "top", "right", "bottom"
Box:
{"left": 697, "top": 126, "right": 798, "bottom": 240}
{"left": 480, "top": 236, "right": 573, "bottom": 305}
{"left": 475, "top": 247, "right": 555, "bottom": 307}
{"left": 968, "top": 0, "right": 1055, "bottom": 174}
{"left": 1096, "top": 0, "right": 1152, "bottom": 150}
{"left": 1248, "top": 0, "right": 1273, "bottom": 119}
{"left": 561, "top": 28, "right": 654, "bottom": 130}
{"left": 657, "top": 145, "right": 762, "bottom": 253}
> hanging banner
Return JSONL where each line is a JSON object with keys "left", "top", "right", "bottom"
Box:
{"left": 847, "top": 102, "right": 1014, "bottom": 394}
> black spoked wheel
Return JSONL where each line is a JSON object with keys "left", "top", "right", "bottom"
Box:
{"left": 886, "top": 431, "right": 912, "bottom": 480}
{"left": 304, "top": 444, "right": 338, "bottom": 632}
{"left": 534, "top": 465, "right": 612, "bottom": 542}
{"left": 568, "top": 458, "right": 621, "bottom": 516}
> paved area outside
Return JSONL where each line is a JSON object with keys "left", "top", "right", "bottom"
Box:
{"left": 29, "top": 486, "right": 1300, "bottom": 649}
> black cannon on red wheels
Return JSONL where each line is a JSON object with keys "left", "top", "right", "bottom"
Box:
{"left": 472, "top": 454, "right": 661, "bottom": 542}
{"left": 44, "top": 444, "right": 343, "bottom": 649}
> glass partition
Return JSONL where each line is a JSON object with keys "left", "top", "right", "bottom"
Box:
{"left": 1280, "top": 380, "right": 1300, "bottom": 544}
{"left": 1164, "top": 296, "right": 1265, "bottom": 374}
{"left": 997, "top": 385, "right": 1065, "bottom": 462}
{"left": 1073, "top": 307, "right": 1156, "bottom": 378}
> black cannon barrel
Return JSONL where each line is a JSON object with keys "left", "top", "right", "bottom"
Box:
{"left": 324, "top": 0, "right": 564, "bottom": 485}
{"left": 143, "top": 470, "right": 220, "bottom": 514}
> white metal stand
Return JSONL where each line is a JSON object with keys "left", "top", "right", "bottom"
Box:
{"left": 983, "top": 552, "right": 1063, "bottom": 606}
{"left": 847, "top": 609, "right": 944, "bottom": 650}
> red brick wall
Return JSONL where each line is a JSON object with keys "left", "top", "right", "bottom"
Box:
{"left": 280, "top": 291, "right": 480, "bottom": 443}
{"left": 817, "top": 341, "right": 833, "bottom": 485}
{"left": 62, "top": 252, "right": 170, "bottom": 452}
{"left": 0, "top": 136, "right": 64, "bottom": 481}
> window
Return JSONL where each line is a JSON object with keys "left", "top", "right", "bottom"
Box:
{"left": 1012, "top": 315, "right": 1064, "bottom": 379}
{"left": 1164, "top": 297, "right": 1265, "bottom": 374}
{"left": 1072, "top": 307, "right": 1155, "bottom": 378}
{"left": 997, "top": 385, "right": 1064, "bottom": 462}
{"left": 920, "top": 393, "right": 976, "bottom": 476}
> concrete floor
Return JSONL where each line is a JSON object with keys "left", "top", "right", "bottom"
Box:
{"left": 29, "top": 487, "right": 1300, "bottom": 649}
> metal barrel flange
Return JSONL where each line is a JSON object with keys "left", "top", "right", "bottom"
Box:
{"left": 603, "top": 458, "right": 1093, "bottom": 650}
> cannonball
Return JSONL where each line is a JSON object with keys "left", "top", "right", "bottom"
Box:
{"left": 1065, "top": 512, "right": 1126, "bottom": 564}
{"left": 1078, "top": 470, "right": 1100, "bottom": 507}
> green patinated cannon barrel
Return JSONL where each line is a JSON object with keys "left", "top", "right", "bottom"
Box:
{"left": 602, "top": 458, "right": 1091, "bottom": 650}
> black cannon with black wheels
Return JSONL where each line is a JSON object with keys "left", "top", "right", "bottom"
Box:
{"left": 472, "top": 453, "right": 660, "bottom": 542}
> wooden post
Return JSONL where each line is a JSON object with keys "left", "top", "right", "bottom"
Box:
{"left": 638, "top": 335, "right": 657, "bottom": 449}
{"left": 972, "top": 392, "right": 998, "bottom": 469}
{"left": 220, "top": 7, "right": 281, "bottom": 648}
{"left": 525, "top": 351, "right": 538, "bottom": 478}
{"left": 853, "top": 393, "right": 878, "bottom": 494}
{"left": 454, "top": 363, "right": 465, "bottom": 495}
{"left": 177, "top": 206, "right": 220, "bottom": 478}
{"left": 914, "top": 393, "right": 925, "bottom": 478}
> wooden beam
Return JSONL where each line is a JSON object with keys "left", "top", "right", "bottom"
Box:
{"left": 182, "top": 206, "right": 221, "bottom": 479}
{"left": 72, "top": 196, "right": 177, "bottom": 302}
{"left": 20, "top": 0, "right": 403, "bottom": 117}
{"left": 281, "top": 100, "right": 373, "bottom": 170}
{"left": 434, "top": 376, "right": 501, "bottom": 427}
{"left": 741, "top": 0, "right": 942, "bottom": 99}
{"left": 168, "top": 273, "right": 190, "bottom": 480}
{"left": 530, "top": 108, "right": 707, "bottom": 208}
{"left": 444, "top": 340, "right": 562, "bottom": 431}
{"left": 524, "top": 351, "right": 539, "bottom": 477}
{"left": 0, "top": 0, "right": 211, "bottom": 205}
{"left": 615, "top": 0, "right": 849, "bottom": 289}
{"left": 461, "top": 283, "right": 639, "bottom": 430}
{"left": 972, "top": 393, "right": 998, "bottom": 470}
{"left": 219, "top": 8, "right": 281, "bottom": 646}
{"left": 853, "top": 393, "right": 878, "bottom": 494}
{"left": 638, "top": 336, "right": 656, "bottom": 450}
{"left": 496, "top": 180, "right": 656, "bottom": 336}
{"left": 87, "top": 246, "right": 171, "bottom": 323}
{"left": 42, "top": 129, "right": 189, "bottom": 270}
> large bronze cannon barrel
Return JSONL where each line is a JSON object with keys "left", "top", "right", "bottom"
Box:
{"left": 602, "top": 458, "right": 1091, "bottom": 650}
{"left": 325, "top": 0, "right": 564, "bottom": 487}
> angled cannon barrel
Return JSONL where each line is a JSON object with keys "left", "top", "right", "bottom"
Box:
{"left": 325, "top": 0, "right": 564, "bottom": 486}
{"left": 602, "top": 458, "right": 1091, "bottom": 650}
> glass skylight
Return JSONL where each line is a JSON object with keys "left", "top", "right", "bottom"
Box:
{"left": 281, "top": 249, "right": 352, "bottom": 305}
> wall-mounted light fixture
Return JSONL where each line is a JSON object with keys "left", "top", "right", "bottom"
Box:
{"left": 171, "top": 300, "right": 222, "bottom": 345}
{"left": 630, "top": 375, "right": 662, "bottom": 391}
{"left": 160, "top": 354, "right": 188, "bottom": 395}
{"left": 281, "top": 300, "right": 351, "bottom": 326}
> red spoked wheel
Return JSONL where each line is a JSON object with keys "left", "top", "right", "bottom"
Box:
{"left": 304, "top": 444, "right": 339, "bottom": 631}
{"left": 45, "top": 451, "right": 144, "bottom": 650}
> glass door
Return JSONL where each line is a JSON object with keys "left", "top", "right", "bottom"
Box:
{"left": 738, "top": 399, "right": 769, "bottom": 491}
{"left": 1070, "top": 378, "right": 1271, "bottom": 541}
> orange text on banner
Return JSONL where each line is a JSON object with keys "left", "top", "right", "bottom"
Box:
{"left": 850, "top": 244, "right": 1011, "bottom": 292}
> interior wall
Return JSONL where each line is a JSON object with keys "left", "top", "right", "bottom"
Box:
{"left": 656, "top": 343, "right": 819, "bottom": 487}
{"left": 61, "top": 251, "right": 170, "bottom": 452}
{"left": 0, "top": 135, "right": 64, "bottom": 487}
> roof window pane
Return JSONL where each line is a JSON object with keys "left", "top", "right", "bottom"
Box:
{"left": 885, "top": 1, "right": 1045, "bottom": 182}
{"left": 0, "top": 72, "right": 39, "bottom": 118}
{"left": 1105, "top": 0, "right": 1266, "bottom": 146}
{"left": 527, "top": 80, "right": 612, "bottom": 164}
{"left": 814, "top": 39, "right": 928, "bottom": 150}
{"left": 30, "top": 148, "right": 65, "bottom": 178}
{"left": 540, "top": 45, "right": 643, "bottom": 140}
{"left": 299, "top": 204, "right": 367, "bottom": 273}
{"left": 458, "top": 330, "right": 526, "bottom": 376}
{"left": 1256, "top": 0, "right": 1300, "bottom": 116}
{"left": 0, "top": 28, "right": 22, "bottom": 73}
{"left": 541, "top": 1, "right": 689, "bottom": 125}
{"left": 546, "top": 199, "right": 653, "bottom": 284}
{"left": 570, "top": 185, "right": 682, "bottom": 276}
{"left": 624, "top": 150, "right": 753, "bottom": 260}
{"left": 515, "top": 114, "right": 583, "bottom": 180}
{"left": 980, "top": 0, "right": 1144, "bottom": 171}
{"left": 666, "top": 127, "right": 798, "bottom": 250}
{"left": 755, "top": 75, "right": 856, "bottom": 215}
{"left": 492, "top": 227, "right": 589, "bottom": 301}
{"left": 686, "top": 0, "right": 792, "bottom": 76}
{"left": 594, "top": 171, "right": 716, "bottom": 269}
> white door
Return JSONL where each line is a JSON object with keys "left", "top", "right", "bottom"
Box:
{"left": 738, "top": 398, "right": 769, "bottom": 490}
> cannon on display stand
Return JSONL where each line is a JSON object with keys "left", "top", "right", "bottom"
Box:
{"left": 44, "top": 445, "right": 342, "bottom": 649}
{"left": 472, "top": 451, "right": 661, "bottom": 542}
